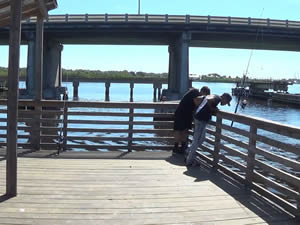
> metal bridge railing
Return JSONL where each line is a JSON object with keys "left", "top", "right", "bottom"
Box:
{"left": 23, "top": 14, "right": 300, "bottom": 29}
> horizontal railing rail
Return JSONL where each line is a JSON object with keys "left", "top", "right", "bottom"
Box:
{"left": 21, "top": 14, "right": 300, "bottom": 29}
{"left": 0, "top": 99, "right": 299, "bottom": 216}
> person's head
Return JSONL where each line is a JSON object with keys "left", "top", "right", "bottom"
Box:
{"left": 220, "top": 93, "right": 232, "bottom": 106}
{"left": 199, "top": 86, "right": 211, "bottom": 96}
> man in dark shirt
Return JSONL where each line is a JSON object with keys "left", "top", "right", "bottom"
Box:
{"left": 185, "top": 93, "right": 232, "bottom": 166}
{"left": 173, "top": 86, "right": 210, "bottom": 154}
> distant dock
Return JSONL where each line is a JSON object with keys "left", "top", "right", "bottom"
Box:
{"left": 232, "top": 80, "right": 300, "bottom": 106}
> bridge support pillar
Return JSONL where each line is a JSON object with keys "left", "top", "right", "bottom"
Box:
{"left": 166, "top": 32, "right": 190, "bottom": 100}
{"left": 73, "top": 80, "right": 79, "bottom": 100}
{"left": 43, "top": 40, "right": 63, "bottom": 99}
{"left": 129, "top": 83, "right": 134, "bottom": 102}
{"left": 25, "top": 39, "right": 63, "bottom": 99}
{"left": 105, "top": 82, "right": 110, "bottom": 101}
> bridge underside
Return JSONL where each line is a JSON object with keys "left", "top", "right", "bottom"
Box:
{"left": 1, "top": 22, "right": 300, "bottom": 51}
{"left": 1, "top": 22, "right": 300, "bottom": 100}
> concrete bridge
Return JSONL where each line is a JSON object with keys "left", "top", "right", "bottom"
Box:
{"left": 1, "top": 14, "right": 300, "bottom": 99}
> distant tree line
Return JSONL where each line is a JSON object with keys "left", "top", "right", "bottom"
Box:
{"left": 62, "top": 69, "right": 168, "bottom": 80}
{"left": 0, "top": 67, "right": 298, "bottom": 83}
{"left": 0, "top": 67, "right": 168, "bottom": 80}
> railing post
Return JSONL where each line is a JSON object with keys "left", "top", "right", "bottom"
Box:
{"left": 105, "top": 13, "right": 108, "bottom": 22}
{"left": 245, "top": 124, "right": 257, "bottom": 189}
{"left": 157, "top": 83, "right": 162, "bottom": 101}
{"left": 145, "top": 14, "right": 148, "bottom": 22}
{"left": 128, "top": 107, "right": 134, "bottom": 152}
{"left": 62, "top": 102, "right": 68, "bottom": 151}
{"left": 85, "top": 13, "right": 88, "bottom": 22}
{"left": 105, "top": 82, "right": 110, "bottom": 101}
{"left": 125, "top": 13, "right": 128, "bottom": 22}
{"left": 153, "top": 83, "right": 157, "bottom": 102}
{"left": 32, "top": 103, "right": 41, "bottom": 150}
{"left": 73, "top": 80, "right": 79, "bottom": 100}
{"left": 248, "top": 17, "right": 251, "bottom": 25}
{"left": 213, "top": 114, "right": 222, "bottom": 169}
{"left": 208, "top": 15, "right": 211, "bottom": 24}
{"left": 267, "top": 18, "right": 270, "bottom": 26}
{"left": 65, "top": 14, "right": 69, "bottom": 22}
{"left": 129, "top": 83, "right": 134, "bottom": 102}
{"left": 228, "top": 16, "right": 231, "bottom": 24}
{"left": 165, "top": 14, "right": 168, "bottom": 23}
{"left": 286, "top": 19, "right": 289, "bottom": 28}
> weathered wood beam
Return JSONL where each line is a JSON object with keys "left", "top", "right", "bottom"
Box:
{"left": 6, "top": 0, "right": 22, "bottom": 197}
{"left": 35, "top": 0, "right": 47, "bottom": 17}
{"left": 0, "top": 0, "right": 10, "bottom": 9}
{"left": 35, "top": 15, "right": 43, "bottom": 101}
{"left": 0, "top": 2, "right": 38, "bottom": 18}
{"left": 0, "top": 8, "right": 40, "bottom": 27}
{"left": 45, "top": 0, "right": 57, "bottom": 11}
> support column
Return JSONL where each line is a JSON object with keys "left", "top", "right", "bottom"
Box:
{"left": 157, "top": 83, "right": 162, "bottom": 101}
{"left": 167, "top": 32, "right": 191, "bottom": 100}
{"left": 26, "top": 39, "right": 63, "bottom": 99}
{"left": 26, "top": 36, "right": 36, "bottom": 97}
{"left": 105, "top": 82, "right": 110, "bottom": 101}
{"left": 7, "top": 0, "right": 22, "bottom": 197}
{"left": 153, "top": 83, "right": 157, "bottom": 102}
{"left": 129, "top": 83, "right": 134, "bottom": 102}
{"left": 43, "top": 40, "right": 63, "bottom": 99}
{"left": 73, "top": 81, "right": 79, "bottom": 100}
{"left": 31, "top": 15, "right": 44, "bottom": 150}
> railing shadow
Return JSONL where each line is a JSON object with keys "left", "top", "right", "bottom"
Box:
{"left": 166, "top": 154, "right": 297, "bottom": 224}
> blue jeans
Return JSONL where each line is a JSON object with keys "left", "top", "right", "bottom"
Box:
{"left": 185, "top": 119, "right": 208, "bottom": 165}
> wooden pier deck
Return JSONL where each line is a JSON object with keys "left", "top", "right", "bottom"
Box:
{"left": 0, "top": 151, "right": 297, "bottom": 225}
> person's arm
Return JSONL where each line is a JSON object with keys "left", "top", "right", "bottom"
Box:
{"left": 193, "top": 96, "right": 204, "bottom": 106}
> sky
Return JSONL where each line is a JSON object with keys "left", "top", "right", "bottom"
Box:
{"left": 1, "top": 0, "right": 300, "bottom": 79}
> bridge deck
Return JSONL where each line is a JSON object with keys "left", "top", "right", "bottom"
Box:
{"left": 0, "top": 151, "right": 297, "bottom": 225}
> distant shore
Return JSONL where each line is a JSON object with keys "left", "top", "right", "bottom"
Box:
{"left": 0, "top": 67, "right": 298, "bottom": 84}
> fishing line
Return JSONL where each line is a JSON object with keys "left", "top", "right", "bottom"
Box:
{"left": 231, "top": 8, "right": 265, "bottom": 127}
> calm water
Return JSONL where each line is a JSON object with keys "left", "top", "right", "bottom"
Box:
{"left": 60, "top": 81, "right": 300, "bottom": 128}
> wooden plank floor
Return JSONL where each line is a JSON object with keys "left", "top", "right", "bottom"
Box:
{"left": 0, "top": 151, "right": 298, "bottom": 225}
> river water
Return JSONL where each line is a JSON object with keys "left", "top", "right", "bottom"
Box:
{"left": 60, "top": 81, "right": 300, "bottom": 128}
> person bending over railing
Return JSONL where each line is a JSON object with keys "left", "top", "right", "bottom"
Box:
{"left": 173, "top": 86, "right": 211, "bottom": 154}
{"left": 185, "top": 93, "right": 232, "bottom": 166}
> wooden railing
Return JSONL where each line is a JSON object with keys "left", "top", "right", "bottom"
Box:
{"left": 0, "top": 100, "right": 176, "bottom": 151}
{"left": 0, "top": 99, "right": 299, "bottom": 216}
{"left": 23, "top": 14, "right": 300, "bottom": 29}
{"left": 195, "top": 111, "right": 300, "bottom": 217}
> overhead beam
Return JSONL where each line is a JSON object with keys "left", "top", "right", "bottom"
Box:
{"left": 0, "top": 0, "right": 57, "bottom": 27}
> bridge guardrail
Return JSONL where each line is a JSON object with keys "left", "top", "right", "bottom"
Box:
{"left": 23, "top": 14, "right": 300, "bottom": 29}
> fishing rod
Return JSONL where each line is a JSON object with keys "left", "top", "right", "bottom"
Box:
{"left": 231, "top": 8, "right": 264, "bottom": 127}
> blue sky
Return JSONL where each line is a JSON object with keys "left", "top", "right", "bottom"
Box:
{"left": 1, "top": 0, "right": 300, "bottom": 79}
